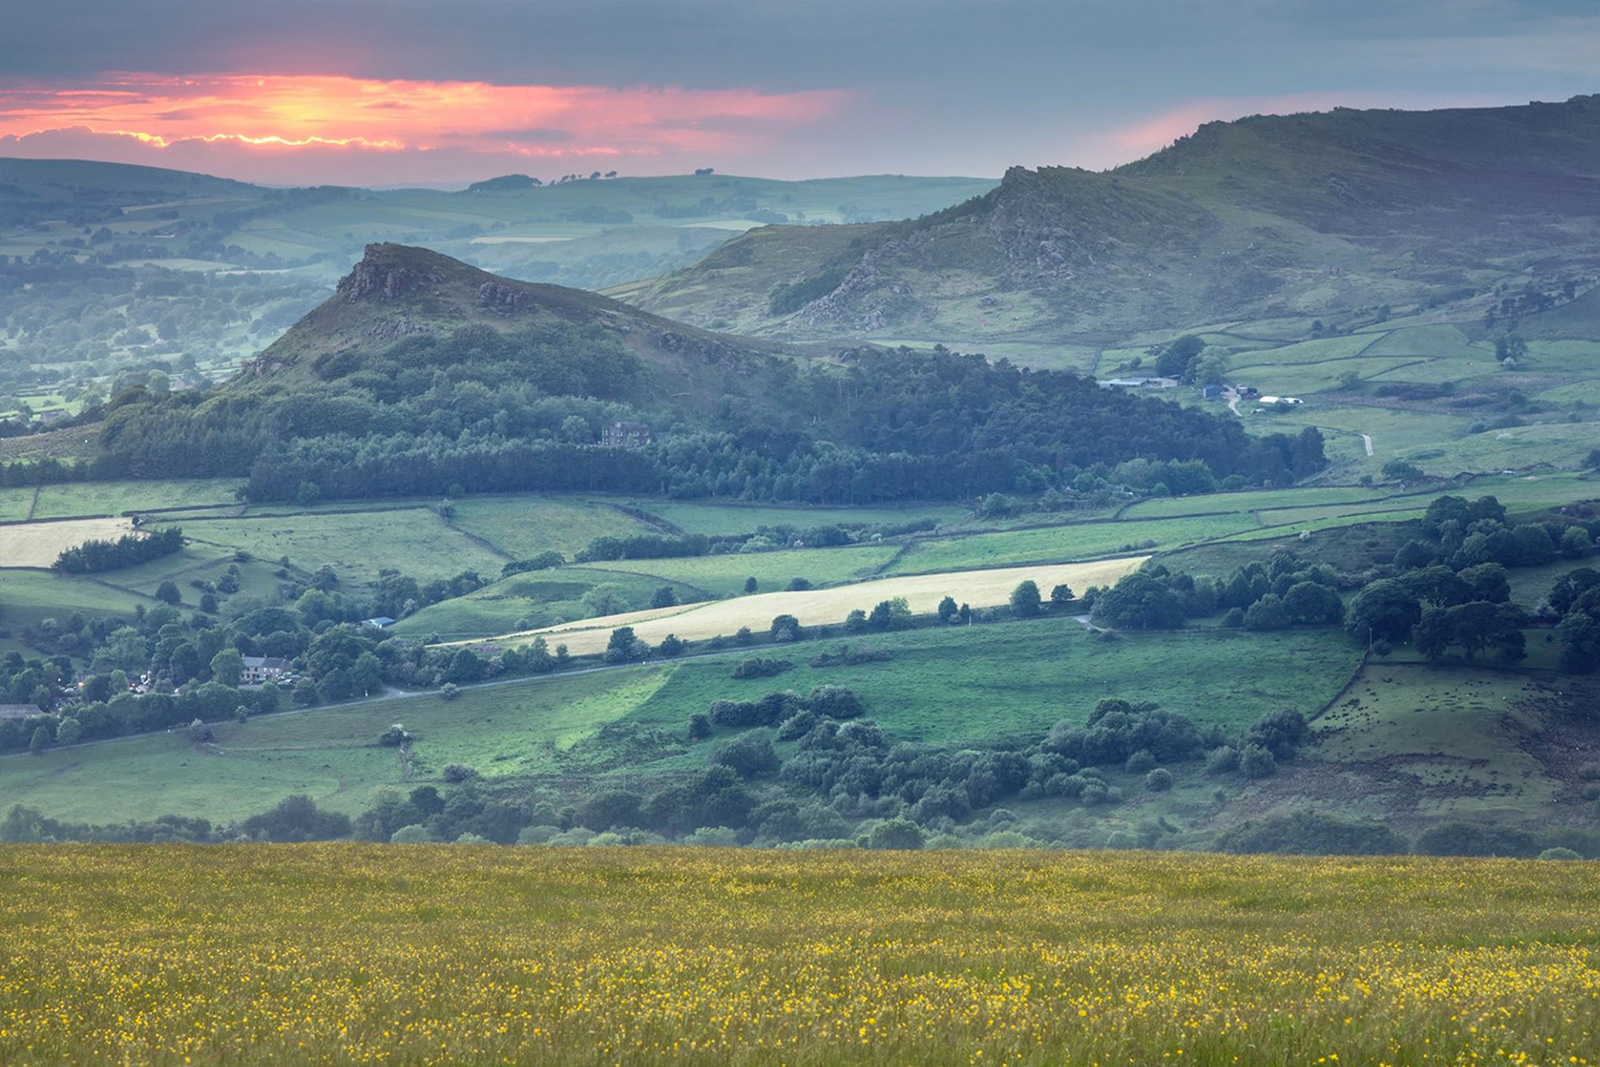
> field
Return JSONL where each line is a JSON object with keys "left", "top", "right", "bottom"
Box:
{"left": 1307, "top": 663, "right": 1568, "bottom": 824}
{"left": 1, "top": 617, "right": 1361, "bottom": 823}
{"left": 0, "top": 517, "right": 134, "bottom": 568}
{"left": 1, "top": 846, "right": 1597, "bottom": 1067}
{"left": 884, "top": 516, "right": 1256, "bottom": 574}
{"left": 484, "top": 556, "right": 1147, "bottom": 654}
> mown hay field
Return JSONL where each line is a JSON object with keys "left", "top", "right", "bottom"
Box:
{"left": 473, "top": 556, "right": 1146, "bottom": 654}
{"left": 0, "top": 517, "right": 133, "bottom": 569}
{"left": 1, "top": 845, "right": 1596, "bottom": 1066}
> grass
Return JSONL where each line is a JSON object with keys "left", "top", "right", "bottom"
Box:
{"left": 1118, "top": 485, "right": 1392, "bottom": 519}
{"left": 3, "top": 846, "right": 1599, "bottom": 1067}
{"left": 1, "top": 615, "right": 1361, "bottom": 823}
{"left": 1311, "top": 663, "right": 1563, "bottom": 821}
{"left": 0, "top": 668, "right": 663, "bottom": 822}
{"left": 446, "top": 496, "right": 655, "bottom": 558}
{"left": 29, "top": 478, "right": 242, "bottom": 518}
{"left": 184, "top": 509, "right": 509, "bottom": 587}
{"left": 574, "top": 543, "right": 901, "bottom": 598}
{"left": 390, "top": 569, "right": 704, "bottom": 641}
{"left": 886, "top": 514, "right": 1260, "bottom": 574}
{"left": 637, "top": 500, "right": 968, "bottom": 536}
{"left": 0, "top": 517, "right": 134, "bottom": 568}
{"left": 0, "top": 569, "right": 148, "bottom": 652}
{"left": 0, "top": 487, "right": 35, "bottom": 521}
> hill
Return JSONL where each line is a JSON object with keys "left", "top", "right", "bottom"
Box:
{"left": 60, "top": 244, "right": 1323, "bottom": 503}
{"left": 615, "top": 96, "right": 1600, "bottom": 345}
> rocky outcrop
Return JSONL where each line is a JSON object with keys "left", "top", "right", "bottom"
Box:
{"left": 336, "top": 245, "right": 442, "bottom": 302}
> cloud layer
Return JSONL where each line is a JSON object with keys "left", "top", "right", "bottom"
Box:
{"left": 0, "top": 72, "right": 849, "bottom": 183}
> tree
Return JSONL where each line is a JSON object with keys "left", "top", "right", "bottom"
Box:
{"left": 1346, "top": 579, "right": 1422, "bottom": 644}
{"left": 1154, "top": 335, "right": 1205, "bottom": 379}
{"left": 209, "top": 647, "right": 244, "bottom": 688}
{"left": 605, "top": 626, "right": 639, "bottom": 663}
{"left": 867, "top": 818, "right": 925, "bottom": 850}
{"left": 937, "top": 596, "right": 958, "bottom": 623}
{"left": 350, "top": 651, "right": 384, "bottom": 696}
{"left": 770, "top": 614, "right": 803, "bottom": 642}
{"left": 54, "top": 717, "right": 81, "bottom": 745}
{"left": 650, "top": 585, "right": 678, "bottom": 608}
{"left": 155, "top": 580, "right": 182, "bottom": 605}
{"left": 1049, "top": 584, "right": 1076, "bottom": 607}
{"left": 743, "top": 577, "right": 758, "bottom": 594}
{"left": 1010, "top": 580, "right": 1042, "bottom": 618}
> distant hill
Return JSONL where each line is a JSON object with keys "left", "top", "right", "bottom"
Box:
{"left": 614, "top": 96, "right": 1600, "bottom": 344}
{"left": 76, "top": 244, "right": 1321, "bottom": 502}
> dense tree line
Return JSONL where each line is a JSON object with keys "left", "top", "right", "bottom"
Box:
{"left": 14, "top": 328, "right": 1326, "bottom": 505}
{"left": 52, "top": 527, "right": 182, "bottom": 574}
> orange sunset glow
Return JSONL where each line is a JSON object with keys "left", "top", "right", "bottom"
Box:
{"left": 0, "top": 72, "right": 849, "bottom": 178}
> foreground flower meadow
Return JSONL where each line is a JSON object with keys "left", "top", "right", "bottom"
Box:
{"left": 0, "top": 846, "right": 1596, "bottom": 1066}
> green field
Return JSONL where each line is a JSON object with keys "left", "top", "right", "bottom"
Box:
{"left": 637, "top": 499, "right": 968, "bottom": 536}
{"left": 446, "top": 496, "right": 655, "bottom": 558}
{"left": 390, "top": 568, "right": 705, "bottom": 641}
{"left": 574, "top": 543, "right": 902, "bottom": 597}
{"left": 0, "top": 616, "right": 1362, "bottom": 823}
{"left": 29, "top": 479, "right": 243, "bottom": 519}
{"left": 184, "top": 510, "right": 509, "bottom": 586}
{"left": 1310, "top": 664, "right": 1564, "bottom": 823}
{"left": 886, "top": 514, "right": 1260, "bottom": 574}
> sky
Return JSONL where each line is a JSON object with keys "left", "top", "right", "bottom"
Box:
{"left": 1, "top": 0, "right": 1597, "bottom": 187}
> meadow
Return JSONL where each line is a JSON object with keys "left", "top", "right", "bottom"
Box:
{"left": 0, "top": 845, "right": 1596, "bottom": 1067}
{"left": 1, "top": 616, "right": 1362, "bottom": 823}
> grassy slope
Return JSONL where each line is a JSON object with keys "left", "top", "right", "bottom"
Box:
{"left": 0, "top": 616, "right": 1360, "bottom": 822}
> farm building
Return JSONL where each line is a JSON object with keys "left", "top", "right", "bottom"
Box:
{"left": 362, "top": 617, "right": 396, "bottom": 630}
{"left": 241, "top": 656, "right": 290, "bottom": 684}
{"left": 601, "top": 420, "right": 652, "bottom": 448}
{"left": 1258, "top": 396, "right": 1303, "bottom": 406}
{"left": 1202, "top": 385, "right": 1224, "bottom": 399}
{"left": 0, "top": 703, "right": 41, "bottom": 721}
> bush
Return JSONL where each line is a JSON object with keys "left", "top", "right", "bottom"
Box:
{"left": 389, "top": 824, "right": 432, "bottom": 843}
{"left": 1239, "top": 744, "right": 1277, "bottom": 779}
{"left": 731, "top": 657, "right": 793, "bottom": 680}
{"left": 1415, "top": 821, "right": 1538, "bottom": 858}
{"left": 687, "top": 712, "right": 712, "bottom": 740}
{"left": 440, "top": 763, "right": 477, "bottom": 783}
{"left": 1124, "top": 749, "right": 1156, "bottom": 774}
{"left": 1144, "top": 768, "right": 1174, "bottom": 792}
{"left": 1215, "top": 811, "right": 1407, "bottom": 855}
{"left": 378, "top": 723, "right": 411, "bottom": 746}
{"left": 866, "top": 818, "right": 925, "bottom": 850}
{"left": 439, "top": 682, "right": 460, "bottom": 701}
{"left": 1540, "top": 846, "right": 1583, "bottom": 861}
{"left": 1203, "top": 746, "right": 1238, "bottom": 775}
{"left": 711, "top": 731, "right": 780, "bottom": 779}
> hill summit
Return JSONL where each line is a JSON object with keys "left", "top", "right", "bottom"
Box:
{"left": 244, "top": 242, "right": 785, "bottom": 384}
{"left": 615, "top": 95, "right": 1600, "bottom": 343}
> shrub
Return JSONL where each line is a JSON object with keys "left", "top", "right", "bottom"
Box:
{"left": 1540, "top": 847, "right": 1583, "bottom": 861}
{"left": 711, "top": 731, "right": 780, "bottom": 779}
{"left": 440, "top": 763, "right": 477, "bottom": 783}
{"left": 1144, "top": 768, "right": 1174, "bottom": 792}
{"left": 731, "top": 657, "right": 793, "bottom": 680}
{"left": 1239, "top": 744, "right": 1277, "bottom": 779}
{"left": 1215, "top": 811, "right": 1407, "bottom": 855}
{"left": 687, "top": 712, "right": 712, "bottom": 740}
{"left": 439, "top": 683, "right": 460, "bottom": 701}
{"left": 1124, "top": 749, "right": 1156, "bottom": 774}
{"left": 866, "top": 818, "right": 925, "bottom": 850}
{"left": 1204, "top": 746, "right": 1239, "bottom": 775}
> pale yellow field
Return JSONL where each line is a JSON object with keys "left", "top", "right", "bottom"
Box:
{"left": 0, "top": 518, "right": 134, "bottom": 569}
{"left": 462, "top": 556, "right": 1146, "bottom": 654}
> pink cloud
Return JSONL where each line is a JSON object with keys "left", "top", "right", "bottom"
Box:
{"left": 0, "top": 72, "right": 851, "bottom": 182}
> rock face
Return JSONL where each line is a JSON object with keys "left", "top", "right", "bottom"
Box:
{"left": 477, "top": 282, "right": 531, "bottom": 316}
{"left": 337, "top": 245, "right": 442, "bottom": 302}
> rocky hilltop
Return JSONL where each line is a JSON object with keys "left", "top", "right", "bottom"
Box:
{"left": 614, "top": 96, "right": 1600, "bottom": 344}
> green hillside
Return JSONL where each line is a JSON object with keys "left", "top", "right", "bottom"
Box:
{"left": 619, "top": 96, "right": 1600, "bottom": 347}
